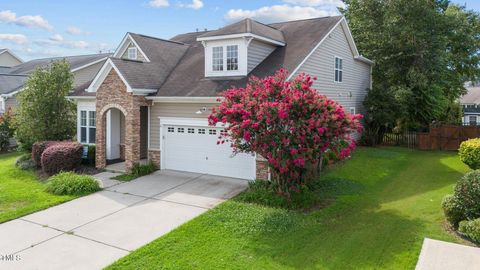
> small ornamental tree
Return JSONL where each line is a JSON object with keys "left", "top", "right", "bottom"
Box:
{"left": 209, "top": 69, "right": 362, "bottom": 194}
{"left": 14, "top": 60, "right": 76, "bottom": 150}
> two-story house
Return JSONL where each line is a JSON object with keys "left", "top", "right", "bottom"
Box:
{"left": 461, "top": 82, "right": 480, "bottom": 125}
{"left": 68, "top": 16, "right": 373, "bottom": 180}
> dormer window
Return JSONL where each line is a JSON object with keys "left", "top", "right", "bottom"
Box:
{"left": 212, "top": 46, "right": 223, "bottom": 71}
{"left": 128, "top": 47, "right": 137, "bottom": 60}
{"left": 227, "top": 45, "right": 238, "bottom": 71}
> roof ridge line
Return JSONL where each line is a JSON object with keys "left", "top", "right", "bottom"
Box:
{"left": 268, "top": 15, "right": 342, "bottom": 26}
{"left": 129, "top": 32, "right": 188, "bottom": 46}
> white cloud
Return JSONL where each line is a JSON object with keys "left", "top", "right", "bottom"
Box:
{"left": 0, "top": 33, "right": 28, "bottom": 44}
{"left": 179, "top": 0, "right": 204, "bottom": 10}
{"left": 49, "top": 34, "right": 64, "bottom": 42}
{"left": 149, "top": 0, "right": 169, "bottom": 8}
{"left": 37, "top": 35, "right": 90, "bottom": 49}
{"left": 66, "top": 26, "right": 89, "bottom": 35}
{"left": 0, "top": 10, "right": 52, "bottom": 30}
{"left": 225, "top": 5, "right": 337, "bottom": 23}
{"left": 283, "top": 0, "right": 344, "bottom": 7}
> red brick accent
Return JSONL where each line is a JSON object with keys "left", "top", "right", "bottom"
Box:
{"left": 148, "top": 150, "right": 161, "bottom": 169}
{"left": 256, "top": 157, "right": 269, "bottom": 180}
{"left": 95, "top": 69, "right": 151, "bottom": 172}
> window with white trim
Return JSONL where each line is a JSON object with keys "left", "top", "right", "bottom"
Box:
{"left": 127, "top": 47, "right": 137, "bottom": 60}
{"left": 80, "top": 110, "right": 96, "bottom": 144}
{"left": 349, "top": 107, "right": 356, "bottom": 115}
{"left": 212, "top": 46, "right": 223, "bottom": 71}
{"left": 469, "top": 116, "right": 477, "bottom": 126}
{"left": 226, "top": 45, "right": 238, "bottom": 71}
{"left": 335, "top": 57, "right": 343, "bottom": 82}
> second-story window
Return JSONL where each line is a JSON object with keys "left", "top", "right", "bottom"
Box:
{"left": 128, "top": 47, "right": 137, "bottom": 60}
{"left": 212, "top": 46, "right": 224, "bottom": 71}
{"left": 334, "top": 57, "right": 343, "bottom": 82}
{"left": 227, "top": 45, "right": 238, "bottom": 71}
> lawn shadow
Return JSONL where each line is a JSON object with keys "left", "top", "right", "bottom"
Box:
{"left": 243, "top": 201, "right": 424, "bottom": 269}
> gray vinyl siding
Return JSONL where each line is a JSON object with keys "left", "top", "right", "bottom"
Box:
{"left": 0, "top": 52, "right": 22, "bottom": 67}
{"left": 121, "top": 42, "right": 147, "bottom": 62}
{"left": 291, "top": 23, "right": 371, "bottom": 117}
{"left": 73, "top": 61, "right": 105, "bottom": 88}
{"left": 5, "top": 96, "right": 18, "bottom": 111}
{"left": 248, "top": 40, "right": 276, "bottom": 73}
{"left": 149, "top": 103, "right": 216, "bottom": 149}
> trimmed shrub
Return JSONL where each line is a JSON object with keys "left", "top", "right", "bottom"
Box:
{"left": 45, "top": 172, "right": 100, "bottom": 195}
{"left": 459, "top": 219, "right": 480, "bottom": 243}
{"left": 459, "top": 138, "right": 480, "bottom": 169}
{"left": 454, "top": 170, "right": 480, "bottom": 219}
{"left": 32, "top": 141, "right": 56, "bottom": 167}
{"left": 15, "top": 153, "right": 35, "bottom": 170}
{"left": 85, "top": 145, "right": 96, "bottom": 166}
{"left": 442, "top": 195, "right": 465, "bottom": 228}
{"left": 40, "top": 142, "right": 83, "bottom": 175}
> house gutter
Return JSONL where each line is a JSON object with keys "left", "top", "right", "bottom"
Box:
{"left": 145, "top": 96, "right": 222, "bottom": 103}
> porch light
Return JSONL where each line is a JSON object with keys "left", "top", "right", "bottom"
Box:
{"left": 195, "top": 107, "right": 207, "bottom": 114}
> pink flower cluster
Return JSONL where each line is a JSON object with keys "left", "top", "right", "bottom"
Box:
{"left": 209, "top": 69, "right": 363, "bottom": 191}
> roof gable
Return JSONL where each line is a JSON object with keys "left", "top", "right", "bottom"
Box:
{"left": 0, "top": 49, "right": 23, "bottom": 67}
{"left": 197, "top": 19, "right": 285, "bottom": 46}
{"left": 113, "top": 33, "right": 151, "bottom": 62}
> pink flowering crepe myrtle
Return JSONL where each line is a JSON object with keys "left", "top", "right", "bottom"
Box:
{"left": 209, "top": 69, "right": 363, "bottom": 193}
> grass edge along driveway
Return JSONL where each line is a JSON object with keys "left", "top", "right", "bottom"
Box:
{"left": 106, "top": 147, "right": 472, "bottom": 270}
{"left": 0, "top": 152, "right": 75, "bottom": 223}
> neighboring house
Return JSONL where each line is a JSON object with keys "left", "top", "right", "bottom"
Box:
{"left": 460, "top": 84, "right": 480, "bottom": 125}
{"left": 0, "top": 49, "right": 23, "bottom": 68}
{"left": 68, "top": 16, "right": 373, "bottom": 180}
{"left": 0, "top": 53, "right": 110, "bottom": 114}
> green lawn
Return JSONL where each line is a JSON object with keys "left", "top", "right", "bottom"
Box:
{"left": 107, "top": 147, "right": 470, "bottom": 270}
{"left": 0, "top": 152, "right": 75, "bottom": 223}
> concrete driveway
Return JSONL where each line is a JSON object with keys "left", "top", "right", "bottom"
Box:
{"left": 0, "top": 170, "right": 248, "bottom": 270}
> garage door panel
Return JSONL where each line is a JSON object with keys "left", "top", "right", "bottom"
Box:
{"left": 163, "top": 125, "right": 255, "bottom": 180}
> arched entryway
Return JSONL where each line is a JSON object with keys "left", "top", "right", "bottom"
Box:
{"left": 96, "top": 104, "right": 149, "bottom": 172}
{"left": 105, "top": 107, "right": 125, "bottom": 162}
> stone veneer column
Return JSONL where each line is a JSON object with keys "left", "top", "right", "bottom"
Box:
{"left": 148, "top": 150, "right": 161, "bottom": 169}
{"left": 256, "top": 156, "right": 270, "bottom": 180}
{"left": 95, "top": 69, "right": 151, "bottom": 173}
{"left": 124, "top": 107, "right": 141, "bottom": 170}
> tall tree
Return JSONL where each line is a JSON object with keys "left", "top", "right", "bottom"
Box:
{"left": 341, "top": 0, "right": 480, "bottom": 132}
{"left": 14, "top": 60, "right": 76, "bottom": 149}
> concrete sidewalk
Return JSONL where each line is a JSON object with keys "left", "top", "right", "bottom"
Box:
{"left": 416, "top": 238, "right": 480, "bottom": 270}
{"left": 0, "top": 170, "right": 248, "bottom": 270}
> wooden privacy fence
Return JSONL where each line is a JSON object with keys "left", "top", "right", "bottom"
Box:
{"left": 382, "top": 132, "right": 417, "bottom": 148}
{"left": 418, "top": 125, "right": 480, "bottom": 151}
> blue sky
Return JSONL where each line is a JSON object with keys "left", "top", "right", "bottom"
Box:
{"left": 0, "top": 0, "right": 478, "bottom": 60}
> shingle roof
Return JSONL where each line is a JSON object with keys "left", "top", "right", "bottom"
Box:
{"left": 7, "top": 53, "right": 110, "bottom": 75}
{"left": 198, "top": 18, "right": 285, "bottom": 44}
{"left": 1, "top": 53, "right": 110, "bottom": 96}
{"left": 109, "top": 33, "right": 189, "bottom": 90}
{"left": 461, "top": 87, "right": 480, "bottom": 104}
{"left": 70, "top": 16, "right": 344, "bottom": 98}
{"left": 0, "top": 74, "right": 28, "bottom": 95}
{"left": 155, "top": 16, "right": 342, "bottom": 97}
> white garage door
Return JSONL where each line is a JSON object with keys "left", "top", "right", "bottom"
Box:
{"left": 162, "top": 125, "right": 255, "bottom": 180}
